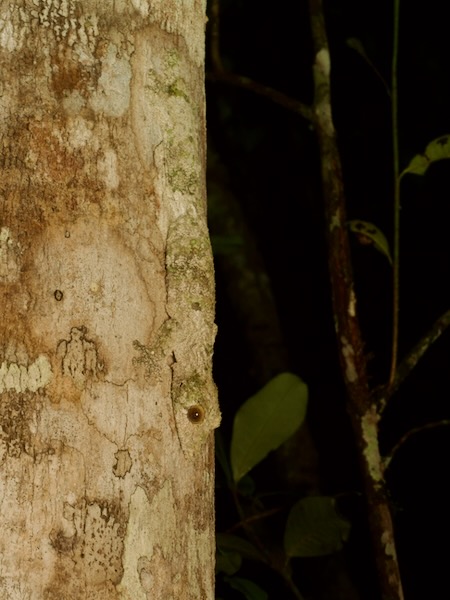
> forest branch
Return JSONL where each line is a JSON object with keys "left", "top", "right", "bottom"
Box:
{"left": 206, "top": 70, "right": 314, "bottom": 122}
{"left": 207, "top": 0, "right": 313, "bottom": 122}
{"left": 384, "top": 419, "right": 450, "bottom": 470}
{"left": 392, "top": 307, "right": 450, "bottom": 395}
{"left": 308, "top": 0, "right": 405, "bottom": 598}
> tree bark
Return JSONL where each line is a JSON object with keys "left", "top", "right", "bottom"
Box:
{"left": 0, "top": 2, "right": 219, "bottom": 598}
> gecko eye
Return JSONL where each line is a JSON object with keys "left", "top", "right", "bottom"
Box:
{"left": 187, "top": 405, "right": 204, "bottom": 423}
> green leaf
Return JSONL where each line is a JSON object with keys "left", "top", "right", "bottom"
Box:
{"left": 284, "top": 496, "right": 351, "bottom": 558}
{"left": 348, "top": 220, "right": 392, "bottom": 265}
{"left": 231, "top": 372, "right": 308, "bottom": 483}
{"left": 216, "top": 547, "right": 242, "bottom": 576}
{"left": 224, "top": 576, "right": 268, "bottom": 600}
{"left": 401, "top": 135, "right": 450, "bottom": 177}
{"left": 216, "top": 533, "right": 264, "bottom": 562}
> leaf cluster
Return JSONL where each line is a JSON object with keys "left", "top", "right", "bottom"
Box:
{"left": 216, "top": 373, "right": 351, "bottom": 599}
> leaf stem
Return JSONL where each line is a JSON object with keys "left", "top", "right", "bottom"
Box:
{"left": 389, "top": 0, "right": 401, "bottom": 388}
{"left": 230, "top": 488, "right": 305, "bottom": 600}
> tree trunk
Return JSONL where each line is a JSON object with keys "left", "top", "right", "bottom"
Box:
{"left": 0, "top": 2, "right": 219, "bottom": 598}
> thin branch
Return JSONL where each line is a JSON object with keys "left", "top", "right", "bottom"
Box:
{"left": 384, "top": 420, "right": 450, "bottom": 470}
{"left": 230, "top": 489, "right": 305, "bottom": 600}
{"left": 391, "top": 307, "right": 450, "bottom": 396}
{"left": 377, "top": 304, "right": 450, "bottom": 415}
{"left": 388, "top": 0, "right": 401, "bottom": 388}
{"left": 206, "top": 70, "right": 314, "bottom": 123}
{"left": 227, "top": 506, "right": 284, "bottom": 534}
{"left": 346, "top": 38, "right": 392, "bottom": 99}
{"left": 206, "top": 0, "right": 313, "bottom": 121}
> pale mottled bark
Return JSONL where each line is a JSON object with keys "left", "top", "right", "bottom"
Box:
{"left": 0, "top": 1, "right": 219, "bottom": 598}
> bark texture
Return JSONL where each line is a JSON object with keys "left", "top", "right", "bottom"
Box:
{"left": 0, "top": 1, "right": 219, "bottom": 598}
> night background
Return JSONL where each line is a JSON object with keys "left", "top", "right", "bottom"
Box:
{"left": 205, "top": 1, "right": 450, "bottom": 599}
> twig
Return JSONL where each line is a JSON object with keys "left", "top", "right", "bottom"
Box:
{"left": 206, "top": 70, "right": 314, "bottom": 123}
{"left": 384, "top": 420, "right": 450, "bottom": 470}
{"left": 389, "top": 0, "right": 402, "bottom": 388}
{"left": 376, "top": 306, "right": 450, "bottom": 413}
{"left": 206, "top": 0, "right": 313, "bottom": 121}
{"left": 230, "top": 489, "right": 305, "bottom": 600}
{"left": 391, "top": 307, "right": 450, "bottom": 396}
{"left": 227, "top": 506, "right": 284, "bottom": 534}
{"left": 346, "top": 38, "right": 392, "bottom": 99}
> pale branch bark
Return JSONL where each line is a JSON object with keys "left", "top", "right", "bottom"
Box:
{"left": 308, "top": 1, "right": 405, "bottom": 598}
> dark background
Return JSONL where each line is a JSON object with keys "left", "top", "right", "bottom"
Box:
{"left": 206, "top": 1, "right": 450, "bottom": 598}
